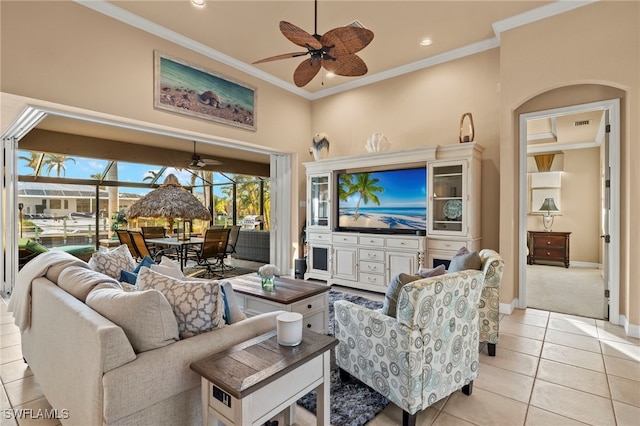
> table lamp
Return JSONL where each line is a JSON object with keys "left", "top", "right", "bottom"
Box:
{"left": 539, "top": 198, "right": 559, "bottom": 231}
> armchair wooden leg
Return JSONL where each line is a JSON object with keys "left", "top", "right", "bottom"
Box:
{"left": 338, "top": 368, "right": 351, "bottom": 382}
{"left": 488, "top": 343, "right": 496, "bottom": 356}
{"left": 462, "top": 380, "right": 473, "bottom": 396}
{"left": 402, "top": 410, "right": 417, "bottom": 426}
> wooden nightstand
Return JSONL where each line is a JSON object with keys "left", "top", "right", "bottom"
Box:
{"left": 527, "top": 231, "right": 571, "bottom": 268}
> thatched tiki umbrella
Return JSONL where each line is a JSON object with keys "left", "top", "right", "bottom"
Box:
{"left": 126, "top": 174, "right": 211, "bottom": 234}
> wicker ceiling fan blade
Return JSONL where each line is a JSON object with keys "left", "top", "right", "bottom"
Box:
{"left": 321, "top": 26, "right": 374, "bottom": 56}
{"left": 323, "top": 54, "right": 368, "bottom": 76}
{"left": 280, "top": 21, "right": 322, "bottom": 50}
{"left": 252, "top": 51, "right": 309, "bottom": 64}
{"left": 294, "top": 58, "right": 322, "bottom": 87}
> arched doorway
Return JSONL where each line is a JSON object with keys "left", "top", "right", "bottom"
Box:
{"left": 516, "top": 85, "right": 623, "bottom": 324}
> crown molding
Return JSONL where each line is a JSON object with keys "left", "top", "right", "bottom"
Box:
{"left": 75, "top": 0, "right": 596, "bottom": 101}
{"left": 492, "top": 0, "right": 598, "bottom": 41}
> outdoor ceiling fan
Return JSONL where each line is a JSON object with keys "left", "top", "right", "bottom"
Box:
{"left": 188, "top": 141, "right": 221, "bottom": 169}
{"left": 252, "top": 0, "right": 374, "bottom": 87}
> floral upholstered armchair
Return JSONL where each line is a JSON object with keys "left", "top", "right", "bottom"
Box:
{"left": 334, "top": 270, "right": 484, "bottom": 426}
{"left": 478, "top": 249, "right": 504, "bottom": 356}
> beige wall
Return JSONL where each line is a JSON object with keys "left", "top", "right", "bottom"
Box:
{"left": 526, "top": 148, "right": 601, "bottom": 264}
{"left": 500, "top": 1, "right": 639, "bottom": 324}
{"left": 311, "top": 48, "right": 502, "bottom": 251}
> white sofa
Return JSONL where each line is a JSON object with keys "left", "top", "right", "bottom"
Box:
{"left": 12, "top": 252, "right": 281, "bottom": 426}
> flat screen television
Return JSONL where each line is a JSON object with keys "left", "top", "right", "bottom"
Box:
{"left": 337, "top": 167, "right": 427, "bottom": 234}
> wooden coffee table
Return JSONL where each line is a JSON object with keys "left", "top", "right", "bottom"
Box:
{"left": 191, "top": 330, "right": 338, "bottom": 426}
{"left": 228, "top": 274, "right": 330, "bottom": 334}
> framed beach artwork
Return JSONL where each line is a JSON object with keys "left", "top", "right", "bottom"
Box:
{"left": 154, "top": 51, "right": 256, "bottom": 131}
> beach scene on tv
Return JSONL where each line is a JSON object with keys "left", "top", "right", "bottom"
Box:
{"left": 338, "top": 168, "right": 427, "bottom": 230}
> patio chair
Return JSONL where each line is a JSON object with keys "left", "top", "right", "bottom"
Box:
{"left": 128, "top": 230, "right": 154, "bottom": 260}
{"left": 223, "top": 225, "right": 241, "bottom": 270}
{"left": 116, "top": 230, "right": 140, "bottom": 260}
{"left": 141, "top": 226, "right": 167, "bottom": 253}
{"left": 196, "top": 228, "right": 230, "bottom": 278}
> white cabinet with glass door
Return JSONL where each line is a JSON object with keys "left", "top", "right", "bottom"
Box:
{"left": 429, "top": 161, "right": 467, "bottom": 235}
{"left": 307, "top": 173, "right": 331, "bottom": 229}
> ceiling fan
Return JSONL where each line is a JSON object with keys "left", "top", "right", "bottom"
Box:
{"left": 252, "top": 0, "right": 374, "bottom": 87}
{"left": 188, "top": 141, "right": 221, "bottom": 169}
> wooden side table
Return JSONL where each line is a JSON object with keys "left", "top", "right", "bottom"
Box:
{"left": 527, "top": 231, "right": 571, "bottom": 268}
{"left": 191, "top": 330, "right": 337, "bottom": 426}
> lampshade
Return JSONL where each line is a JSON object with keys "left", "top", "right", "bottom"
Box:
{"left": 539, "top": 198, "right": 559, "bottom": 212}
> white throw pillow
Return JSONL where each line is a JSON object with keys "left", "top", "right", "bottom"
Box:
{"left": 89, "top": 244, "right": 136, "bottom": 280}
{"left": 137, "top": 268, "right": 224, "bottom": 339}
{"left": 149, "top": 256, "right": 184, "bottom": 279}
{"left": 58, "top": 266, "right": 122, "bottom": 302}
{"left": 86, "top": 283, "right": 179, "bottom": 353}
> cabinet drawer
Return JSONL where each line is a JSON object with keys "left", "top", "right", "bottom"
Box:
{"left": 360, "top": 249, "right": 385, "bottom": 261}
{"left": 301, "top": 310, "right": 327, "bottom": 334}
{"left": 534, "top": 236, "right": 565, "bottom": 247}
{"left": 533, "top": 248, "right": 565, "bottom": 259}
{"left": 360, "top": 260, "right": 384, "bottom": 274}
{"left": 359, "top": 236, "right": 385, "bottom": 247}
{"left": 307, "top": 232, "right": 330, "bottom": 242}
{"left": 332, "top": 234, "right": 358, "bottom": 244}
{"left": 245, "top": 297, "right": 283, "bottom": 315}
{"left": 359, "top": 273, "right": 386, "bottom": 287}
{"left": 428, "top": 239, "right": 466, "bottom": 251}
{"left": 292, "top": 294, "right": 327, "bottom": 314}
{"left": 386, "top": 238, "right": 420, "bottom": 250}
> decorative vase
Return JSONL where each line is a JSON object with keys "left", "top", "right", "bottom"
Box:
{"left": 261, "top": 276, "right": 275, "bottom": 290}
{"left": 459, "top": 112, "right": 475, "bottom": 143}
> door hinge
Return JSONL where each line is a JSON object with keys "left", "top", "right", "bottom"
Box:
{"left": 601, "top": 234, "right": 611, "bottom": 243}
{"left": 605, "top": 289, "right": 610, "bottom": 298}
{"left": 605, "top": 124, "right": 611, "bottom": 133}
{"left": 605, "top": 179, "right": 610, "bottom": 188}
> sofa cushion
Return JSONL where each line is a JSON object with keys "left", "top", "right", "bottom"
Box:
{"left": 58, "top": 266, "right": 122, "bottom": 302}
{"left": 416, "top": 264, "right": 446, "bottom": 278}
{"left": 448, "top": 250, "right": 482, "bottom": 272}
{"left": 379, "top": 273, "right": 423, "bottom": 318}
{"left": 137, "top": 268, "right": 224, "bottom": 338}
{"left": 89, "top": 244, "right": 136, "bottom": 280}
{"left": 86, "top": 283, "right": 179, "bottom": 353}
{"left": 220, "top": 280, "right": 247, "bottom": 324}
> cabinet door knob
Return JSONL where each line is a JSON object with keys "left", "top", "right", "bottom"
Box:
{"left": 547, "top": 252, "right": 551, "bottom": 256}
{"left": 307, "top": 323, "right": 312, "bottom": 328}
{"left": 307, "top": 304, "right": 312, "bottom": 309}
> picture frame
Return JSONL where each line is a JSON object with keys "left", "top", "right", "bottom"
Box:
{"left": 530, "top": 188, "right": 561, "bottom": 214}
{"left": 154, "top": 51, "right": 256, "bottom": 131}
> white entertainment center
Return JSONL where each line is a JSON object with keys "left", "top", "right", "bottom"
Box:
{"left": 304, "top": 142, "right": 483, "bottom": 293}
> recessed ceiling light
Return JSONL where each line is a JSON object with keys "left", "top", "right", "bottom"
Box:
{"left": 325, "top": 72, "right": 335, "bottom": 78}
{"left": 420, "top": 38, "right": 433, "bottom": 46}
{"left": 192, "top": 0, "right": 205, "bottom": 7}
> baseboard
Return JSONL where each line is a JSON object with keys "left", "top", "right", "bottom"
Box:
{"left": 619, "top": 315, "right": 640, "bottom": 338}
{"left": 570, "top": 261, "right": 601, "bottom": 268}
{"left": 500, "top": 299, "right": 517, "bottom": 315}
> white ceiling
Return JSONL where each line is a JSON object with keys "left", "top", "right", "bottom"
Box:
{"left": 77, "top": 0, "right": 595, "bottom": 98}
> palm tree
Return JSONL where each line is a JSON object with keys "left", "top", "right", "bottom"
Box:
{"left": 341, "top": 173, "right": 383, "bottom": 220}
{"left": 90, "top": 172, "right": 106, "bottom": 190}
{"left": 143, "top": 170, "right": 162, "bottom": 183}
{"left": 43, "top": 154, "right": 76, "bottom": 177}
{"left": 18, "top": 152, "right": 43, "bottom": 175}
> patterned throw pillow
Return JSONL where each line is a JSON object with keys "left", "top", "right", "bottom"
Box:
{"left": 137, "top": 267, "right": 224, "bottom": 338}
{"left": 89, "top": 244, "right": 136, "bottom": 280}
{"left": 379, "top": 273, "right": 423, "bottom": 318}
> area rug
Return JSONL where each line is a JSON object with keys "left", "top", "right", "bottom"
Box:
{"left": 296, "top": 290, "right": 389, "bottom": 426}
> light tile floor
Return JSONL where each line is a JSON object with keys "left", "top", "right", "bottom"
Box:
{"left": 2, "top": 289, "right": 639, "bottom": 425}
